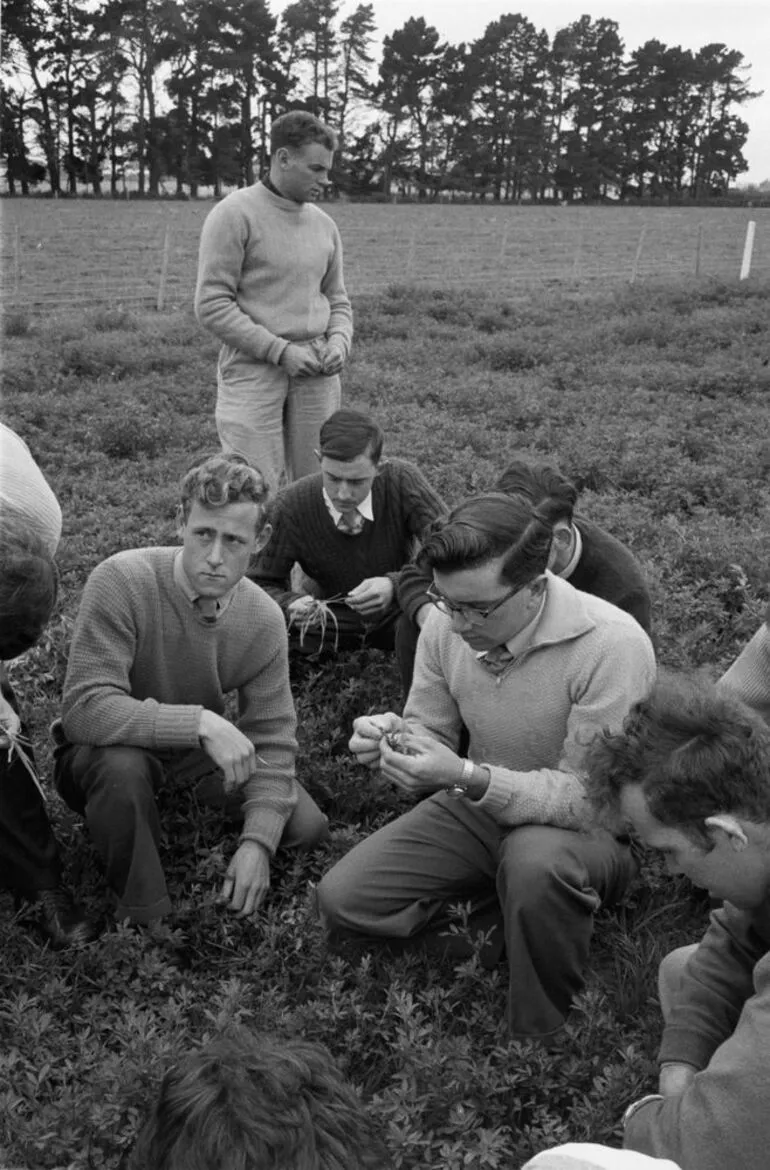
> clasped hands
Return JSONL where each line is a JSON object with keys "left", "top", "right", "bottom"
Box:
{"left": 280, "top": 337, "right": 345, "bottom": 378}
{"left": 349, "top": 712, "right": 466, "bottom": 796}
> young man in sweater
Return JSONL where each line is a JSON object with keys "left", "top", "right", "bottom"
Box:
{"left": 54, "top": 455, "right": 327, "bottom": 935}
{"left": 250, "top": 409, "right": 446, "bottom": 695}
{"left": 317, "top": 493, "right": 655, "bottom": 1038}
{"left": 195, "top": 111, "right": 353, "bottom": 492}
{"left": 585, "top": 676, "right": 770, "bottom": 1170}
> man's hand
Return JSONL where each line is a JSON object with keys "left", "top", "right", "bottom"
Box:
{"left": 658, "top": 1062, "right": 698, "bottom": 1097}
{"left": 380, "top": 731, "right": 464, "bottom": 796}
{"left": 287, "top": 594, "right": 320, "bottom": 626}
{"left": 198, "top": 710, "right": 256, "bottom": 794}
{"left": 280, "top": 343, "right": 323, "bottom": 379}
{"left": 350, "top": 712, "right": 403, "bottom": 768}
{"left": 0, "top": 690, "right": 21, "bottom": 748}
{"left": 321, "top": 338, "right": 346, "bottom": 376}
{"left": 346, "top": 577, "right": 394, "bottom": 617}
{"left": 218, "top": 841, "right": 270, "bottom": 920}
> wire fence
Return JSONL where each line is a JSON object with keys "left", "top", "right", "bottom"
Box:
{"left": 2, "top": 200, "right": 769, "bottom": 314}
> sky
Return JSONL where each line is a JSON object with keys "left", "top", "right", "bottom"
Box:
{"left": 283, "top": 0, "right": 770, "bottom": 185}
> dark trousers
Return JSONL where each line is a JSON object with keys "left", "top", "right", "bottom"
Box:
{"left": 291, "top": 604, "right": 415, "bottom": 699}
{"left": 0, "top": 675, "right": 61, "bottom": 896}
{"left": 54, "top": 742, "right": 329, "bottom": 924}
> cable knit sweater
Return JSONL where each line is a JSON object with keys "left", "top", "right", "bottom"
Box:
{"left": 0, "top": 422, "right": 62, "bottom": 557}
{"left": 405, "top": 573, "right": 656, "bottom": 829}
{"left": 718, "top": 606, "right": 770, "bottom": 722}
{"left": 194, "top": 181, "right": 353, "bottom": 369}
{"left": 251, "top": 459, "right": 446, "bottom": 619}
{"left": 60, "top": 548, "right": 298, "bottom": 855}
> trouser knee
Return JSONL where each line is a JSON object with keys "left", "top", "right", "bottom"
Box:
{"left": 57, "top": 744, "right": 162, "bottom": 821}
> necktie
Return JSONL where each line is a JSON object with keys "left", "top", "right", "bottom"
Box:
{"left": 337, "top": 510, "right": 365, "bottom": 536}
{"left": 195, "top": 597, "right": 218, "bottom": 623}
{"left": 481, "top": 645, "right": 515, "bottom": 675}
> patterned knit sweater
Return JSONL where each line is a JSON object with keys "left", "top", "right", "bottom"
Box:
{"left": 405, "top": 573, "right": 656, "bottom": 829}
{"left": 251, "top": 459, "right": 446, "bottom": 619}
{"left": 719, "top": 604, "right": 770, "bottom": 722}
{"left": 60, "top": 548, "right": 298, "bottom": 855}
{"left": 195, "top": 181, "right": 353, "bottom": 369}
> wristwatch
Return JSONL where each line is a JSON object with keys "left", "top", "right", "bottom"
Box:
{"left": 446, "top": 758, "right": 474, "bottom": 798}
{"left": 622, "top": 1093, "right": 663, "bottom": 1128}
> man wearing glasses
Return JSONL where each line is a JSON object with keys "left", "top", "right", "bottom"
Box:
{"left": 317, "top": 492, "right": 655, "bottom": 1038}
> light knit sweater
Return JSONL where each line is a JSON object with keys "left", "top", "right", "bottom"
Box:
{"left": 0, "top": 422, "right": 62, "bottom": 556}
{"left": 194, "top": 181, "right": 353, "bottom": 369}
{"left": 718, "top": 607, "right": 770, "bottom": 722}
{"left": 60, "top": 548, "right": 298, "bottom": 855}
{"left": 405, "top": 573, "right": 656, "bottom": 829}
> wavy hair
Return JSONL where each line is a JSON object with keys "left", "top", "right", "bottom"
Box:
{"left": 494, "top": 459, "right": 578, "bottom": 525}
{"left": 180, "top": 454, "right": 270, "bottom": 531}
{"left": 270, "top": 111, "right": 338, "bottom": 154}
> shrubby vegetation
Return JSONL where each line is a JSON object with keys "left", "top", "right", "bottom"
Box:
{"left": 1, "top": 278, "right": 769, "bottom": 1168}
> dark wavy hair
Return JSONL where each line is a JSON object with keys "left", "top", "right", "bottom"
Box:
{"left": 180, "top": 454, "right": 270, "bottom": 531}
{"left": 585, "top": 673, "right": 770, "bottom": 845}
{"left": 0, "top": 514, "right": 59, "bottom": 660}
{"left": 319, "top": 409, "right": 384, "bottom": 464}
{"left": 494, "top": 459, "right": 578, "bottom": 525}
{"left": 270, "top": 111, "right": 338, "bottom": 154}
{"left": 416, "top": 492, "right": 553, "bottom": 588}
{"left": 129, "top": 1029, "right": 391, "bottom": 1170}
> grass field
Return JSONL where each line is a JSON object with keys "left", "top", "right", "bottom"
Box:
{"left": 2, "top": 199, "right": 770, "bottom": 312}
{"left": 1, "top": 275, "right": 770, "bottom": 1168}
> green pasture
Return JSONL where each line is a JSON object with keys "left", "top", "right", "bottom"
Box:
{"left": 1, "top": 276, "right": 770, "bottom": 1168}
{"left": 2, "top": 199, "right": 769, "bottom": 312}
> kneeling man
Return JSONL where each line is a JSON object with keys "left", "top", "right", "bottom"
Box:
{"left": 586, "top": 676, "right": 770, "bottom": 1170}
{"left": 317, "top": 492, "right": 655, "bottom": 1037}
{"left": 55, "top": 454, "right": 327, "bottom": 930}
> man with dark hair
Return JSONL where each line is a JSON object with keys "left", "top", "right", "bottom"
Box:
{"left": 494, "top": 459, "right": 652, "bottom": 634}
{"left": 129, "top": 1028, "right": 391, "bottom": 1170}
{"left": 585, "top": 675, "right": 770, "bottom": 1170}
{"left": 250, "top": 409, "right": 445, "bottom": 692}
{"left": 54, "top": 454, "right": 327, "bottom": 938}
{"left": 0, "top": 422, "right": 96, "bottom": 948}
{"left": 317, "top": 492, "right": 655, "bottom": 1037}
{"left": 195, "top": 110, "right": 352, "bottom": 492}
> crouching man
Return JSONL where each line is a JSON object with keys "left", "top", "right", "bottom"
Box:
{"left": 586, "top": 675, "right": 770, "bottom": 1170}
{"left": 54, "top": 454, "right": 328, "bottom": 935}
{"left": 317, "top": 492, "right": 655, "bottom": 1038}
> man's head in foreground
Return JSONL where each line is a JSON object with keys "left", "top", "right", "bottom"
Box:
{"left": 0, "top": 514, "right": 59, "bottom": 660}
{"left": 494, "top": 458, "right": 580, "bottom": 575}
{"left": 586, "top": 675, "right": 770, "bottom": 909}
{"left": 416, "top": 492, "right": 553, "bottom": 652}
{"left": 178, "top": 454, "right": 271, "bottom": 600}
{"left": 317, "top": 408, "right": 384, "bottom": 516}
{"left": 269, "top": 110, "right": 338, "bottom": 204}
{"left": 129, "top": 1029, "right": 390, "bottom": 1170}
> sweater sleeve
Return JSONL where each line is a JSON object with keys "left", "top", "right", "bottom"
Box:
{"left": 61, "top": 561, "right": 202, "bottom": 750}
{"left": 476, "top": 625, "right": 656, "bottom": 829}
{"left": 625, "top": 939, "right": 770, "bottom": 1170}
{"left": 194, "top": 198, "right": 289, "bottom": 366}
{"left": 718, "top": 618, "right": 770, "bottom": 723}
{"left": 249, "top": 495, "right": 303, "bottom": 611}
{"left": 393, "top": 463, "right": 446, "bottom": 620}
{"left": 322, "top": 223, "right": 353, "bottom": 358}
{"left": 235, "top": 598, "right": 298, "bottom": 853}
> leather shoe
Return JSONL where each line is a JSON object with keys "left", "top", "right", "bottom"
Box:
{"left": 26, "top": 887, "right": 99, "bottom": 948}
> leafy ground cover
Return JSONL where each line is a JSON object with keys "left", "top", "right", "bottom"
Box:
{"left": 1, "top": 278, "right": 769, "bottom": 1168}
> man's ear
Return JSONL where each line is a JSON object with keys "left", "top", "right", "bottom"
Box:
{"left": 705, "top": 814, "right": 749, "bottom": 850}
{"left": 175, "top": 504, "right": 185, "bottom": 539}
{"left": 254, "top": 523, "right": 272, "bottom": 555}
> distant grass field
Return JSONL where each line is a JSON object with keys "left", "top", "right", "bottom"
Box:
{"left": 1, "top": 276, "right": 769, "bottom": 1168}
{"left": 2, "top": 198, "right": 769, "bottom": 312}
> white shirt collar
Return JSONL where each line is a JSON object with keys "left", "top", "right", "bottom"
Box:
{"left": 556, "top": 524, "right": 583, "bottom": 581}
{"left": 475, "top": 590, "right": 547, "bottom": 661}
{"left": 322, "top": 487, "right": 374, "bottom": 526}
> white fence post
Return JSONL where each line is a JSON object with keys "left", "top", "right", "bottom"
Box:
{"left": 739, "top": 221, "right": 756, "bottom": 281}
{"left": 695, "top": 223, "right": 703, "bottom": 278}
{"left": 630, "top": 226, "right": 647, "bottom": 284}
{"left": 405, "top": 222, "right": 417, "bottom": 277}
{"left": 157, "top": 226, "right": 171, "bottom": 310}
{"left": 572, "top": 224, "right": 585, "bottom": 279}
{"left": 14, "top": 225, "right": 21, "bottom": 296}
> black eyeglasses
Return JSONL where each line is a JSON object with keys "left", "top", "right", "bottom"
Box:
{"left": 426, "top": 583, "right": 522, "bottom": 622}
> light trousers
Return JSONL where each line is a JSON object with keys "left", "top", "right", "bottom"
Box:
{"left": 216, "top": 356, "right": 341, "bottom": 490}
{"left": 317, "top": 791, "right": 636, "bottom": 1037}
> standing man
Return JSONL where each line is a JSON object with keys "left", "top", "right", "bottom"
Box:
{"left": 0, "top": 421, "right": 95, "bottom": 947}
{"left": 54, "top": 454, "right": 328, "bottom": 936}
{"left": 317, "top": 493, "right": 655, "bottom": 1038}
{"left": 195, "top": 111, "right": 353, "bottom": 492}
{"left": 585, "top": 676, "right": 770, "bottom": 1170}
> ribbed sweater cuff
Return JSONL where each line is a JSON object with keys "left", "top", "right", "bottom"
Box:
{"left": 265, "top": 337, "right": 290, "bottom": 366}
{"left": 155, "top": 705, "right": 204, "bottom": 750}
{"left": 241, "top": 805, "right": 289, "bottom": 857}
{"left": 474, "top": 764, "right": 520, "bottom": 819}
{"left": 657, "top": 1025, "right": 712, "bottom": 1071}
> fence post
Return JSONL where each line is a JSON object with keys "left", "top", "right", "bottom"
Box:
{"left": 157, "top": 226, "right": 170, "bottom": 310}
{"left": 405, "top": 221, "right": 417, "bottom": 277}
{"left": 14, "top": 225, "right": 21, "bottom": 296}
{"left": 695, "top": 223, "right": 704, "bottom": 278}
{"left": 498, "top": 219, "right": 510, "bottom": 268}
{"left": 739, "top": 220, "right": 756, "bottom": 281}
{"left": 629, "top": 226, "right": 647, "bottom": 284}
{"left": 572, "top": 224, "right": 585, "bottom": 279}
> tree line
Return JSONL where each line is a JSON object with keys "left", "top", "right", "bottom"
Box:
{"left": 1, "top": 0, "right": 761, "bottom": 201}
